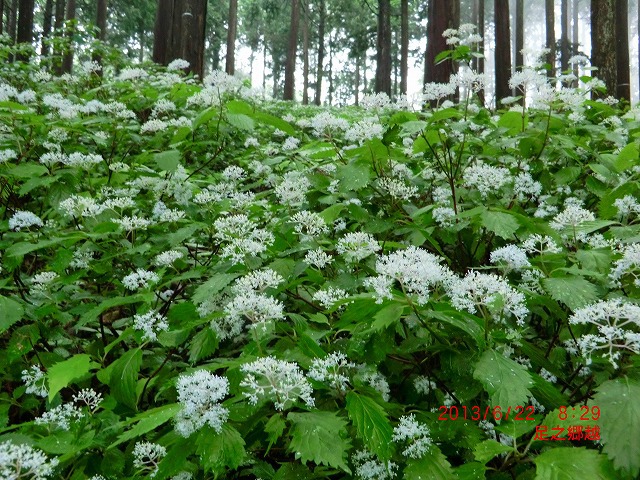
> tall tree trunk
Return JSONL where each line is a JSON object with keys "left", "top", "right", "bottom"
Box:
{"left": 515, "top": 0, "right": 523, "bottom": 69}
{"left": 545, "top": 0, "right": 555, "bottom": 77}
{"left": 572, "top": 0, "right": 579, "bottom": 84}
{"left": 615, "top": 0, "right": 630, "bottom": 101}
{"left": 153, "top": 0, "right": 173, "bottom": 64}
{"left": 53, "top": 0, "right": 65, "bottom": 73}
{"left": 478, "top": 0, "right": 484, "bottom": 75}
{"left": 283, "top": 0, "right": 299, "bottom": 100}
{"left": 40, "top": 0, "right": 53, "bottom": 56}
{"left": 138, "top": 17, "right": 145, "bottom": 62}
{"left": 355, "top": 56, "right": 360, "bottom": 105}
{"left": 424, "top": 0, "right": 455, "bottom": 86}
{"left": 375, "top": 0, "right": 391, "bottom": 95}
{"left": 61, "top": 0, "right": 76, "bottom": 74}
{"left": 7, "top": 0, "right": 17, "bottom": 45}
{"left": 494, "top": 0, "right": 511, "bottom": 102}
{"left": 314, "top": 0, "right": 325, "bottom": 105}
{"left": 92, "top": 0, "right": 107, "bottom": 70}
{"left": 591, "top": 0, "right": 616, "bottom": 96}
{"left": 0, "top": 0, "right": 4, "bottom": 35}
{"left": 328, "top": 32, "right": 333, "bottom": 104}
{"left": 262, "top": 43, "right": 267, "bottom": 91}
{"left": 638, "top": 0, "right": 640, "bottom": 96}
{"left": 400, "top": 0, "right": 408, "bottom": 94}
{"left": 561, "top": 0, "right": 569, "bottom": 72}
{"left": 225, "top": 0, "right": 237, "bottom": 75}
{"left": 302, "top": 1, "right": 309, "bottom": 104}
{"left": 16, "top": 0, "right": 34, "bottom": 61}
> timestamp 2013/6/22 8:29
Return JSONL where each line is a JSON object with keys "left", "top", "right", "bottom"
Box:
{"left": 438, "top": 405, "right": 536, "bottom": 422}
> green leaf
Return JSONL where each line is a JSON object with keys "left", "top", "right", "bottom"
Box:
{"left": 226, "top": 113, "right": 254, "bottom": 131}
{"left": 480, "top": 210, "right": 520, "bottom": 240}
{"left": 454, "top": 462, "right": 487, "bottom": 480}
{"left": 0, "top": 296, "right": 24, "bottom": 334}
{"left": 534, "top": 447, "right": 616, "bottom": 480}
{"left": 336, "top": 158, "right": 372, "bottom": 192}
{"left": 154, "top": 149, "right": 181, "bottom": 172}
{"left": 371, "top": 303, "right": 405, "bottom": 331}
{"left": 197, "top": 424, "right": 246, "bottom": 472}
{"left": 109, "top": 348, "right": 143, "bottom": 410}
{"left": 110, "top": 403, "right": 181, "bottom": 448}
{"left": 189, "top": 327, "right": 219, "bottom": 363}
{"left": 542, "top": 276, "right": 599, "bottom": 311}
{"left": 590, "top": 378, "right": 640, "bottom": 477}
{"left": 47, "top": 354, "right": 94, "bottom": 401}
{"left": 192, "top": 274, "right": 238, "bottom": 305}
{"left": 404, "top": 446, "right": 455, "bottom": 480}
{"left": 614, "top": 142, "right": 638, "bottom": 172}
{"left": 264, "top": 413, "right": 287, "bottom": 452}
{"left": 346, "top": 391, "right": 394, "bottom": 460}
{"left": 473, "top": 439, "right": 513, "bottom": 464}
{"left": 498, "top": 111, "right": 527, "bottom": 134}
{"left": 473, "top": 350, "right": 533, "bottom": 409}
{"left": 287, "top": 411, "right": 351, "bottom": 473}
{"left": 76, "top": 294, "right": 150, "bottom": 328}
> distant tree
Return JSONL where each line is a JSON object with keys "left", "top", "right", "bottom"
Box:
{"left": 153, "top": 0, "right": 208, "bottom": 79}
{"left": 615, "top": 0, "right": 630, "bottom": 101}
{"left": 400, "top": 0, "right": 408, "bottom": 94}
{"left": 375, "top": 0, "right": 391, "bottom": 95}
{"left": 590, "top": 0, "right": 616, "bottom": 96}
{"left": 424, "top": 0, "right": 458, "bottom": 88}
{"left": 314, "top": 0, "right": 326, "bottom": 105}
{"left": 225, "top": 0, "right": 237, "bottom": 74}
{"left": 301, "top": 1, "right": 309, "bottom": 104}
{"left": 61, "top": 0, "right": 76, "bottom": 74}
{"left": 545, "top": 0, "right": 555, "bottom": 76}
{"left": 283, "top": 0, "right": 299, "bottom": 100}
{"left": 7, "top": 0, "right": 17, "bottom": 44}
{"left": 16, "top": 0, "right": 34, "bottom": 60}
{"left": 41, "top": 0, "right": 54, "bottom": 56}
{"left": 92, "top": 0, "right": 108, "bottom": 70}
{"left": 561, "top": 0, "right": 569, "bottom": 72}
{"left": 515, "top": 0, "right": 523, "bottom": 69}
{"left": 494, "top": 0, "right": 511, "bottom": 102}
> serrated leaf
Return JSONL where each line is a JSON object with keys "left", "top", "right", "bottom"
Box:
{"left": 590, "top": 378, "right": 640, "bottom": 477}
{"left": 47, "top": 354, "right": 94, "bottom": 401}
{"left": 542, "top": 276, "right": 599, "bottom": 311}
{"left": 226, "top": 113, "right": 254, "bottom": 131}
{"left": 197, "top": 424, "right": 246, "bottom": 473}
{"left": 480, "top": 210, "right": 520, "bottom": 240}
{"left": 154, "top": 150, "right": 181, "bottom": 172}
{"left": 109, "top": 348, "right": 142, "bottom": 410}
{"left": 534, "top": 447, "right": 616, "bottom": 480}
{"left": 336, "top": 159, "right": 372, "bottom": 192}
{"left": 110, "top": 403, "right": 181, "bottom": 448}
{"left": 473, "top": 350, "right": 533, "bottom": 409}
{"left": 189, "top": 327, "right": 219, "bottom": 363}
{"left": 371, "top": 303, "right": 405, "bottom": 331}
{"left": 614, "top": 142, "right": 638, "bottom": 172}
{"left": 192, "top": 274, "right": 238, "bottom": 305}
{"left": 346, "top": 391, "right": 393, "bottom": 460}
{"left": 404, "top": 446, "right": 455, "bottom": 480}
{"left": 454, "top": 462, "right": 487, "bottom": 480}
{"left": 0, "top": 296, "right": 24, "bottom": 334}
{"left": 473, "top": 439, "right": 513, "bottom": 464}
{"left": 287, "top": 411, "right": 351, "bottom": 473}
{"left": 264, "top": 413, "right": 286, "bottom": 452}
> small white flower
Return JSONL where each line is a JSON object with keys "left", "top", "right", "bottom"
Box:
{"left": 0, "top": 441, "right": 59, "bottom": 479}
{"left": 154, "top": 250, "right": 184, "bottom": 267}
{"left": 392, "top": 414, "right": 432, "bottom": 458}
{"left": 291, "top": 211, "right": 329, "bottom": 238}
{"left": 312, "top": 287, "right": 348, "bottom": 309}
{"left": 9, "top": 210, "right": 43, "bottom": 231}
{"left": 35, "top": 403, "right": 84, "bottom": 431}
{"left": 132, "top": 442, "right": 166, "bottom": 477}
{"left": 175, "top": 370, "right": 229, "bottom": 437}
{"left": 336, "top": 232, "right": 381, "bottom": 262}
{"left": 122, "top": 269, "right": 160, "bottom": 290}
{"left": 303, "top": 249, "right": 333, "bottom": 269}
{"left": 352, "top": 449, "right": 397, "bottom": 480}
{"left": 490, "top": 245, "right": 531, "bottom": 272}
{"left": 22, "top": 365, "right": 48, "bottom": 398}
{"left": 133, "top": 311, "right": 169, "bottom": 342}
{"left": 308, "top": 352, "right": 355, "bottom": 391}
{"left": 73, "top": 388, "right": 103, "bottom": 412}
{"left": 167, "top": 58, "right": 190, "bottom": 70}
{"left": 521, "top": 234, "right": 562, "bottom": 255}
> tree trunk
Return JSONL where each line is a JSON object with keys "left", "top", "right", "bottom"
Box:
{"left": 375, "top": 0, "right": 391, "bottom": 95}
{"left": 572, "top": 0, "right": 579, "bottom": 84}
{"left": 225, "top": 0, "right": 237, "bottom": 75}
{"left": 314, "top": 0, "right": 325, "bottom": 105}
{"left": 400, "top": 0, "right": 408, "bottom": 94}
{"left": 515, "top": 0, "right": 523, "bottom": 69}
{"left": 591, "top": 0, "right": 616, "bottom": 96}
{"left": 92, "top": 0, "right": 107, "bottom": 70}
{"left": 153, "top": 0, "right": 172, "bottom": 64}
{"left": 0, "top": 0, "right": 4, "bottom": 35}
{"left": 424, "top": 0, "right": 455, "bottom": 85}
{"left": 355, "top": 56, "right": 360, "bottom": 105}
{"left": 545, "top": 0, "right": 555, "bottom": 77}
{"left": 7, "top": 0, "right": 17, "bottom": 44}
{"left": 61, "top": 0, "right": 76, "bottom": 74}
{"left": 494, "top": 0, "right": 511, "bottom": 102}
{"left": 52, "top": 0, "right": 65, "bottom": 73}
{"left": 138, "top": 17, "right": 145, "bottom": 62}
{"left": 615, "top": 0, "right": 630, "bottom": 101}
{"left": 561, "top": 0, "right": 569, "bottom": 72}
{"left": 328, "top": 32, "right": 333, "bottom": 104}
{"left": 283, "top": 0, "right": 299, "bottom": 100}
{"left": 40, "top": 0, "right": 53, "bottom": 56}
{"left": 16, "top": 0, "right": 34, "bottom": 60}
{"left": 302, "top": 1, "right": 309, "bottom": 104}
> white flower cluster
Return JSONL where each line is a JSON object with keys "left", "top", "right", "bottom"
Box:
{"left": 549, "top": 203, "right": 595, "bottom": 232}
{"left": 240, "top": 356, "right": 314, "bottom": 410}
{"left": 392, "top": 414, "right": 432, "bottom": 458}
{"left": 303, "top": 248, "right": 334, "bottom": 269}
{"left": 513, "top": 172, "right": 542, "bottom": 201}
{"left": 336, "top": 232, "right": 381, "bottom": 263}
{"left": 113, "top": 215, "right": 153, "bottom": 231}
{"left": 310, "top": 112, "right": 349, "bottom": 137}
{"left": 167, "top": 58, "right": 190, "bottom": 70}
{"left": 377, "top": 177, "right": 418, "bottom": 201}
{"left": 413, "top": 376, "right": 437, "bottom": 395}
{"left": 174, "top": 370, "right": 229, "bottom": 437}
{"left": 133, "top": 311, "right": 169, "bottom": 342}
{"left": 118, "top": 67, "right": 149, "bottom": 81}
{"left": 610, "top": 243, "right": 640, "bottom": 287}
{"left": 489, "top": 245, "right": 531, "bottom": 272}
{"left": 140, "top": 116, "right": 190, "bottom": 134}
{"left": 21, "top": 365, "right": 48, "bottom": 398}
{"left": 443, "top": 23, "right": 483, "bottom": 46}
{"left": 132, "top": 442, "right": 166, "bottom": 477}
{"left": 344, "top": 120, "right": 384, "bottom": 144}
{"left": 291, "top": 210, "right": 329, "bottom": 239}
{"left": 423, "top": 82, "right": 457, "bottom": 103}
{"left": 122, "top": 269, "right": 160, "bottom": 290}
{"left": 35, "top": 403, "right": 84, "bottom": 431}
{"left": 0, "top": 441, "right": 59, "bottom": 479}
{"left": 614, "top": 195, "right": 640, "bottom": 219}
{"left": 213, "top": 214, "right": 275, "bottom": 263}
{"left": 29, "top": 272, "right": 59, "bottom": 296}
{"left": 352, "top": 450, "right": 397, "bottom": 480}
{"left": 312, "top": 287, "right": 348, "bottom": 309}
{"left": 274, "top": 171, "right": 311, "bottom": 206}
{"left": 154, "top": 250, "right": 184, "bottom": 267}
{"left": 308, "top": 351, "right": 355, "bottom": 392}
{"left": 357, "top": 368, "right": 391, "bottom": 402}
{"left": 0, "top": 148, "right": 17, "bottom": 163}
{"left": 365, "top": 246, "right": 452, "bottom": 305}
{"left": 59, "top": 195, "right": 106, "bottom": 218}
{"left": 462, "top": 162, "right": 512, "bottom": 198}
{"left": 446, "top": 271, "right": 528, "bottom": 325}
{"left": 152, "top": 201, "right": 185, "bottom": 222}
{"left": 9, "top": 210, "right": 43, "bottom": 231}
{"left": 521, "top": 234, "right": 562, "bottom": 255}
{"left": 568, "top": 299, "right": 640, "bottom": 368}
{"left": 73, "top": 388, "right": 103, "bottom": 412}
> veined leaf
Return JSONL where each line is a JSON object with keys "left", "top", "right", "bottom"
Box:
{"left": 109, "top": 348, "right": 143, "bottom": 410}
{"left": 404, "top": 446, "right": 455, "bottom": 480}
{"left": 0, "top": 296, "right": 24, "bottom": 334}
{"left": 110, "top": 403, "right": 181, "bottom": 448}
{"left": 480, "top": 210, "right": 520, "bottom": 240}
{"left": 542, "top": 276, "right": 599, "bottom": 311}
{"left": 473, "top": 350, "right": 532, "bottom": 410}
{"left": 48, "top": 354, "right": 95, "bottom": 401}
{"left": 346, "top": 391, "right": 393, "bottom": 460}
{"left": 534, "top": 447, "right": 616, "bottom": 480}
{"left": 197, "top": 424, "right": 246, "bottom": 473}
{"left": 192, "top": 274, "right": 238, "bottom": 305}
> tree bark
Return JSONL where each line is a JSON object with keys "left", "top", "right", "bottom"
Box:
{"left": 302, "top": 1, "right": 309, "bottom": 104}
{"left": 591, "top": 0, "right": 616, "bottom": 96}
{"left": 225, "top": 0, "right": 237, "bottom": 75}
{"left": 61, "top": 0, "right": 76, "bottom": 74}
{"left": 615, "top": 0, "right": 630, "bottom": 101}
{"left": 314, "top": 0, "right": 325, "bottom": 105}
{"left": 494, "top": 0, "right": 512, "bottom": 102}
{"left": 375, "top": 0, "right": 391, "bottom": 95}
{"left": 572, "top": 0, "right": 579, "bottom": 84}
{"left": 7, "top": 0, "right": 17, "bottom": 44}
{"left": 138, "top": 17, "right": 145, "bottom": 62}
{"left": 545, "top": 0, "right": 555, "bottom": 77}
{"left": 424, "top": 0, "right": 455, "bottom": 86}
{"left": 16, "top": 0, "right": 34, "bottom": 55}
{"left": 515, "top": 0, "right": 523, "bottom": 69}
{"left": 40, "top": 0, "right": 53, "bottom": 56}
{"left": 561, "top": 0, "right": 569, "bottom": 72}
{"left": 400, "top": 0, "right": 408, "bottom": 94}
{"left": 152, "top": 0, "right": 173, "bottom": 65}
{"left": 283, "top": 0, "right": 299, "bottom": 100}
{"left": 355, "top": 56, "right": 360, "bottom": 105}
{"left": 92, "top": 0, "right": 107, "bottom": 70}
